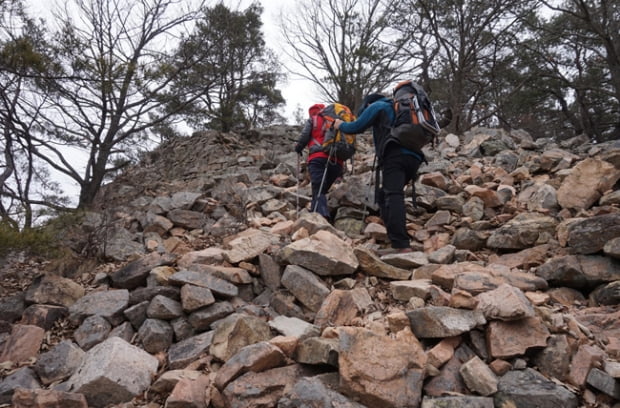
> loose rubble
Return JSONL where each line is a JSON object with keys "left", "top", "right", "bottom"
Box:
{"left": 1, "top": 125, "right": 619, "bottom": 408}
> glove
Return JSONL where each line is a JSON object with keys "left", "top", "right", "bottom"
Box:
{"left": 294, "top": 144, "right": 304, "bottom": 155}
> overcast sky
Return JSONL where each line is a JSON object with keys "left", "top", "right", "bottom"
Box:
{"left": 27, "top": 0, "right": 320, "bottom": 125}
{"left": 255, "top": 0, "right": 320, "bottom": 124}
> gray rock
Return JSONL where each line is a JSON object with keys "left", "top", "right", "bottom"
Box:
{"left": 494, "top": 368, "right": 578, "bottom": 408}
{"left": 169, "top": 269, "right": 238, "bottom": 298}
{"left": 138, "top": 318, "right": 174, "bottom": 353}
{"left": 480, "top": 140, "right": 515, "bottom": 157}
{"left": 390, "top": 279, "right": 432, "bottom": 302}
{"left": 108, "top": 321, "right": 135, "bottom": 342}
{"left": 110, "top": 252, "right": 176, "bottom": 289}
{"left": 167, "top": 208, "right": 206, "bottom": 230}
{"left": 435, "top": 194, "right": 465, "bottom": 213}
{"left": 24, "top": 275, "right": 85, "bottom": 308}
{"left": 123, "top": 300, "right": 149, "bottom": 329}
{"left": 493, "top": 150, "right": 520, "bottom": 172}
{"left": 281, "top": 265, "right": 330, "bottom": 312}
{"left": 147, "top": 196, "right": 173, "bottom": 214}
{"left": 428, "top": 244, "right": 456, "bottom": 264}
{"left": 278, "top": 376, "right": 367, "bottom": 408}
{"left": 142, "top": 212, "right": 174, "bottom": 235}
{"left": 586, "top": 368, "right": 620, "bottom": 399}
{"left": 180, "top": 284, "right": 216, "bottom": 312}
{"left": 223, "top": 364, "right": 309, "bottom": 408}
{"left": 129, "top": 285, "right": 181, "bottom": 305}
{"left": 170, "top": 316, "right": 195, "bottom": 341}
{"left": 65, "top": 337, "right": 158, "bottom": 408}
{"left": 475, "top": 283, "right": 535, "bottom": 321}
{"left": 421, "top": 395, "right": 494, "bottom": 408}
{"left": 223, "top": 228, "right": 278, "bottom": 264}
{"left": 415, "top": 183, "right": 447, "bottom": 210}
{"left": 487, "top": 213, "right": 558, "bottom": 250}
{"left": 535, "top": 254, "right": 620, "bottom": 290}
{"left": 74, "top": 315, "right": 112, "bottom": 350}
{"left": 268, "top": 315, "right": 321, "bottom": 339}
{"left": 214, "top": 341, "right": 287, "bottom": 390}
{"left": 406, "top": 306, "right": 487, "bottom": 338}
{"left": 519, "top": 182, "right": 559, "bottom": 213}
{"left": 279, "top": 230, "right": 358, "bottom": 277}
{"left": 0, "top": 293, "right": 25, "bottom": 323}
{"left": 0, "top": 367, "right": 40, "bottom": 405}
{"left": 209, "top": 313, "right": 272, "bottom": 362}
{"left": 170, "top": 191, "right": 202, "bottom": 210}
{"left": 294, "top": 337, "right": 339, "bottom": 366}
{"left": 33, "top": 340, "right": 85, "bottom": 385}
{"left": 147, "top": 294, "right": 184, "bottom": 320}
{"left": 603, "top": 236, "right": 620, "bottom": 259}
{"left": 68, "top": 289, "right": 130, "bottom": 326}
{"left": 600, "top": 190, "right": 620, "bottom": 206}
{"left": 459, "top": 355, "right": 498, "bottom": 396}
{"left": 258, "top": 253, "right": 282, "bottom": 291}
{"left": 563, "top": 213, "right": 620, "bottom": 254}
{"left": 463, "top": 196, "right": 485, "bottom": 221}
{"left": 452, "top": 227, "right": 489, "bottom": 251}
{"left": 167, "top": 330, "right": 214, "bottom": 370}
{"left": 188, "top": 301, "right": 235, "bottom": 331}
{"left": 589, "top": 281, "right": 620, "bottom": 306}
{"left": 104, "top": 227, "right": 146, "bottom": 261}
{"left": 532, "top": 334, "right": 571, "bottom": 382}
{"left": 20, "top": 304, "right": 68, "bottom": 330}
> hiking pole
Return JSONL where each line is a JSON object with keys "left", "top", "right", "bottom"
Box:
{"left": 296, "top": 153, "right": 301, "bottom": 218}
{"left": 313, "top": 148, "right": 332, "bottom": 213}
{"left": 359, "top": 153, "right": 377, "bottom": 233}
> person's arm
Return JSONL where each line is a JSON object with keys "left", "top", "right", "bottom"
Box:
{"left": 334, "top": 102, "right": 384, "bottom": 133}
{"left": 295, "top": 118, "right": 313, "bottom": 154}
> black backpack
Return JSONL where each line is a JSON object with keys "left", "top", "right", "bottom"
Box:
{"left": 390, "top": 80, "right": 441, "bottom": 152}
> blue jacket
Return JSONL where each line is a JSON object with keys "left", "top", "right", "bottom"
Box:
{"left": 339, "top": 96, "right": 423, "bottom": 161}
{"left": 338, "top": 97, "right": 394, "bottom": 151}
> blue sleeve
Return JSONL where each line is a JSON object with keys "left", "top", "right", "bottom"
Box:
{"left": 339, "top": 102, "right": 390, "bottom": 134}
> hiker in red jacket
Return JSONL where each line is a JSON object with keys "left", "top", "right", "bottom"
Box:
{"left": 294, "top": 103, "right": 344, "bottom": 221}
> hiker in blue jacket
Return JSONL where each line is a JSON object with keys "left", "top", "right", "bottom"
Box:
{"left": 334, "top": 93, "right": 424, "bottom": 254}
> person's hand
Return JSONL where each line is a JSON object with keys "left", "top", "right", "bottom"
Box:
{"left": 294, "top": 144, "right": 304, "bottom": 155}
{"left": 334, "top": 119, "right": 343, "bottom": 129}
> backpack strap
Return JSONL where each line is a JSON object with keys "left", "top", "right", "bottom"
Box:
{"left": 309, "top": 114, "right": 325, "bottom": 149}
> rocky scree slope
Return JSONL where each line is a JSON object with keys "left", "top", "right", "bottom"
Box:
{"left": 0, "top": 125, "right": 619, "bottom": 408}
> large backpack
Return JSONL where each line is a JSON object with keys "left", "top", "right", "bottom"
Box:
{"left": 309, "top": 103, "right": 357, "bottom": 161}
{"left": 390, "top": 80, "right": 441, "bottom": 152}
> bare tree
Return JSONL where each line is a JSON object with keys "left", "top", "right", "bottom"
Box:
{"left": 0, "top": 0, "right": 68, "bottom": 228}
{"left": 277, "top": 0, "right": 410, "bottom": 112}
{"left": 397, "top": 0, "right": 540, "bottom": 133}
{"left": 539, "top": 0, "right": 620, "bottom": 140}
{"left": 16, "top": 0, "right": 204, "bottom": 209}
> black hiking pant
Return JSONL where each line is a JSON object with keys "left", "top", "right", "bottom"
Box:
{"left": 308, "top": 157, "right": 343, "bottom": 221}
{"left": 378, "top": 143, "right": 422, "bottom": 249}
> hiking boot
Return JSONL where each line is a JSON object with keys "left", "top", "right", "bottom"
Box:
{"left": 375, "top": 247, "right": 414, "bottom": 256}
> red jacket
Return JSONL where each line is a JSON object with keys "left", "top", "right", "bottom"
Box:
{"left": 296, "top": 103, "right": 343, "bottom": 165}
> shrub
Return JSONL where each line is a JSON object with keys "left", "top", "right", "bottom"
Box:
{"left": 0, "top": 212, "right": 84, "bottom": 258}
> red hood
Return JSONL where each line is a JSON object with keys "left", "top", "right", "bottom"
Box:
{"left": 308, "top": 103, "right": 325, "bottom": 116}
